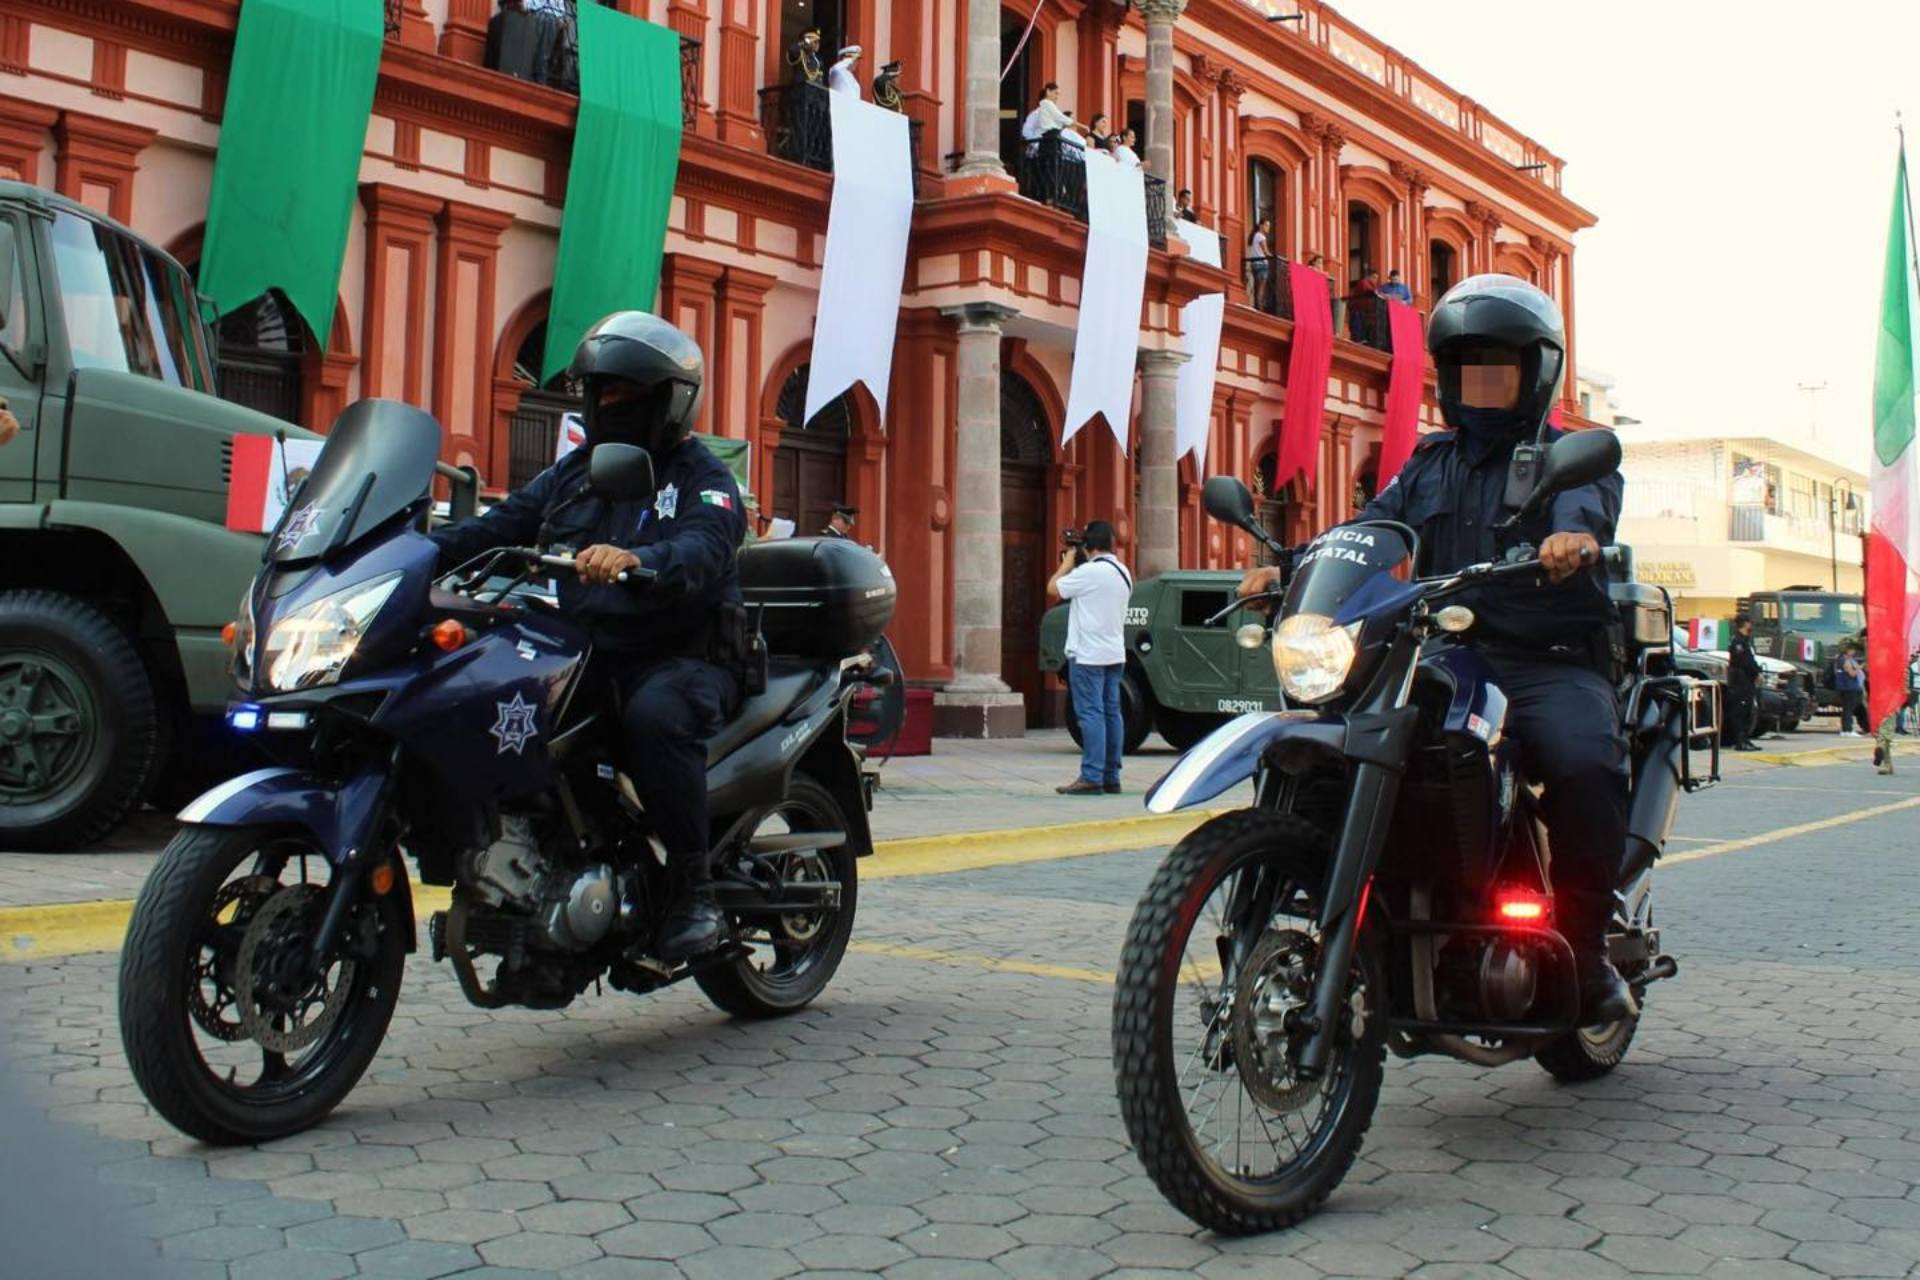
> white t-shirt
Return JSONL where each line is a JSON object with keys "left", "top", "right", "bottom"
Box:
{"left": 1112, "top": 143, "right": 1141, "bottom": 167}
{"left": 1058, "top": 554, "right": 1134, "bottom": 667}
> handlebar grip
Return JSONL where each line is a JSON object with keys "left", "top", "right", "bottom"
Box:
{"left": 1600, "top": 546, "right": 1626, "bottom": 574}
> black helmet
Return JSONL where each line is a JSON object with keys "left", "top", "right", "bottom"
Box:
{"left": 1426, "top": 273, "right": 1565, "bottom": 441}
{"left": 569, "top": 311, "right": 705, "bottom": 461}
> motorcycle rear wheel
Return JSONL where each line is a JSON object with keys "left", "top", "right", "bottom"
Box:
{"left": 697, "top": 774, "right": 857, "bottom": 1018}
{"left": 118, "top": 825, "right": 406, "bottom": 1144}
{"left": 1534, "top": 1015, "right": 1638, "bottom": 1082}
{"left": 1113, "top": 810, "right": 1385, "bottom": 1235}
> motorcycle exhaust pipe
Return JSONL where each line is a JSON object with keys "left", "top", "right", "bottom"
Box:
{"left": 1640, "top": 954, "right": 1679, "bottom": 984}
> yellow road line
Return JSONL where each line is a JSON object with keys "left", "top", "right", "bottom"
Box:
{"left": 849, "top": 940, "right": 1112, "bottom": 985}
{"left": 1663, "top": 795, "right": 1920, "bottom": 866}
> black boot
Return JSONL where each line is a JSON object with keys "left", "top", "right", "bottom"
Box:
{"left": 655, "top": 872, "right": 728, "bottom": 963}
{"left": 1575, "top": 943, "right": 1639, "bottom": 1026}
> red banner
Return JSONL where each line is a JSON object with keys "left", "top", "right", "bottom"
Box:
{"left": 1867, "top": 531, "right": 1916, "bottom": 729}
{"left": 1378, "top": 299, "right": 1425, "bottom": 488}
{"left": 1276, "top": 262, "right": 1333, "bottom": 490}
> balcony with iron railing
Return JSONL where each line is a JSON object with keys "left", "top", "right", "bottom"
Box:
{"left": 1009, "top": 133, "right": 1168, "bottom": 249}
{"left": 758, "top": 83, "right": 926, "bottom": 194}
{"left": 387, "top": 1, "right": 699, "bottom": 126}
{"left": 1728, "top": 504, "right": 1864, "bottom": 563}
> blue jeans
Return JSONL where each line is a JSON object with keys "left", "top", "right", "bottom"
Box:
{"left": 1069, "top": 661, "right": 1124, "bottom": 786}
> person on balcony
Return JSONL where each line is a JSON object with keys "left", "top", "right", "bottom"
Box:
{"left": 1174, "top": 189, "right": 1198, "bottom": 223}
{"left": 828, "top": 45, "right": 863, "bottom": 97}
{"left": 1021, "top": 82, "right": 1076, "bottom": 153}
{"left": 1110, "top": 128, "right": 1142, "bottom": 168}
{"left": 1349, "top": 267, "right": 1381, "bottom": 343}
{"left": 787, "top": 28, "right": 824, "bottom": 85}
{"left": 1247, "top": 218, "right": 1274, "bottom": 311}
{"left": 1380, "top": 268, "right": 1413, "bottom": 306}
{"left": 873, "top": 60, "right": 904, "bottom": 111}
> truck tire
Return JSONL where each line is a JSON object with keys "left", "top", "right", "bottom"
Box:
{"left": 0, "top": 591, "right": 159, "bottom": 850}
{"left": 1063, "top": 670, "right": 1153, "bottom": 755}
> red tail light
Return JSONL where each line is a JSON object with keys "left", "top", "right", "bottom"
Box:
{"left": 1495, "top": 890, "right": 1550, "bottom": 924}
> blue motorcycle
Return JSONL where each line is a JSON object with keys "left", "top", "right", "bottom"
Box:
{"left": 119, "top": 400, "right": 894, "bottom": 1143}
{"left": 1112, "top": 430, "right": 1719, "bottom": 1233}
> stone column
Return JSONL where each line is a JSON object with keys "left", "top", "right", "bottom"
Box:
{"left": 934, "top": 302, "right": 1026, "bottom": 738}
{"left": 1139, "top": 0, "right": 1186, "bottom": 182}
{"left": 956, "top": 0, "right": 1007, "bottom": 179}
{"left": 1136, "top": 347, "right": 1189, "bottom": 579}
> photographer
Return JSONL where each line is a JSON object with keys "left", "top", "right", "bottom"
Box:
{"left": 1048, "top": 521, "right": 1133, "bottom": 795}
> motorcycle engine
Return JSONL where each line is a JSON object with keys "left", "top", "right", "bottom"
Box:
{"left": 462, "top": 815, "right": 626, "bottom": 951}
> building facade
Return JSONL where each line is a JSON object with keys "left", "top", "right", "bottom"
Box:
{"left": 1619, "top": 433, "right": 1867, "bottom": 624}
{"left": 1, "top": 0, "right": 1594, "bottom": 731}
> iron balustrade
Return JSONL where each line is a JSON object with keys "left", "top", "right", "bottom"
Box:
{"left": 1345, "top": 292, "right": 1392, "bottom": 351}
{"left": 758, "top": 83, "right": 924, "bottom": 192}
{"left": 384, "top": 0, "right": 403, "bottom": 36}
{"left": 467, "top": 1, "right": 699, "bottom": 124}
{"left": 1012, "top": 133, "right": 1169, "bottom": 249}
{"left": 1729, "top": 504, "right": 1767, "bottom": 543}
{"left": 1243, "top": 255, "right": 1291, "bottom": 320}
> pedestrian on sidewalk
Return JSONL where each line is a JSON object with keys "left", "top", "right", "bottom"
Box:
{"left": 1833, "top": 643, "right": 1866, "bottom": 737}
{"left": 1049, "top": 521, "right": 1133, "bottom": 796}
{"left": 1727, "top": 614, "right": 1762, "bottom": 752}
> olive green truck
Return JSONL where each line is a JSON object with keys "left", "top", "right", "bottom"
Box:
{"left": 0, "top": 181, "right": 478, "bottom": 851}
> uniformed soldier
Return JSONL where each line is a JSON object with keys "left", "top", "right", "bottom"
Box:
{"left": 1727, "top": 614, "right": 1762, "bottom": 751}
{"left": 787, "top": 28, "right": 824, "bottom": 85}
{"left": 429, "top": 312, "right": 748, "bottom": 962}
{"left": 823, "top": 503, "right": 857, "bottom": 540}
{"left": 1240, "top": 274, "right": 1635, "bottom": 1026}
{"left": 873, "top": 60, "right": 905, "bottom": 112}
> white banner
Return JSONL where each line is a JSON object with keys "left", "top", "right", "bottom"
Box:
{"left": 1170, "top": 217, "right": 1224, "bottom": 472}
{"left": 1062, "top": 151, "right": 1149, "bottom": 454}
{"left": 805, "top": 92, "right": 915, "bottom": 428}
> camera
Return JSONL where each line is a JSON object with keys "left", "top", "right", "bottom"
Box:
{"left": 1062, "top": 528, "right": 1088, "bottom": 565}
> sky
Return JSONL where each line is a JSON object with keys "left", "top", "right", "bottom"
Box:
{"left": 1330, "top": 0, "right": 1920, "bottom": 475}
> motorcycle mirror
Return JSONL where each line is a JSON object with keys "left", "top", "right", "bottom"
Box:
{"left": 1516, "top": 429, "right": 1621, "bottom": 520}
{"left": 589, "top": 443, "right": 657, "bottom": 503}
{"left": 1203, "top": 476, "right": 1257, "bottom": 529}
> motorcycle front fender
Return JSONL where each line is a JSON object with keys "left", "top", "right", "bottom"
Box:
{"left": 1144, "top": 711, "right": 1344, "bottom": 815}
{"left": 177, "top": 765, "right": 389, "bottom": 866}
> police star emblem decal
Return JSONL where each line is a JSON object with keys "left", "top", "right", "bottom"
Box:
{"left": 276, "top": 503, "right": 325, "bottom": 552}
{"left": 489, "top": 691, "right": 540, "bottom": 755}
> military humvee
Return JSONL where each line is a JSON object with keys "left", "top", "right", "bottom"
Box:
{"left": 1038, "top": 570, "right": 1282, "bottom": 752}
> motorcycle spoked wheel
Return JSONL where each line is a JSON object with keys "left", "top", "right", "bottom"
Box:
{"left": 696, "top": 774, "right": 858, "bottom": 1019}
{"left": 118, "top": 825, "right": 406, "bottom": 1144}
{"left": 1113, "top": 810, "right": 1385, "bottom": 1236}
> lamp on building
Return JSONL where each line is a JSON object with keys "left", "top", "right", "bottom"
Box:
{"left": 1513, "top": 162, "right": 1549, "bottom": 173}
{"left": 1266, "top": 12, "right": 1306, "bottom": 22}
{"left": 1829, "top": 477, "right": 1858, "bottom": 592}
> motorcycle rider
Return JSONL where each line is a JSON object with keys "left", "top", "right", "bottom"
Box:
{"left": 430, "top": 312, "right": 748, "bottom": 962}
{"left": 1239, "top": 273, "right": 1635, "bottom": 1026}
{"left": 1727, "top": 614, "right": 1762, "bottom": 752}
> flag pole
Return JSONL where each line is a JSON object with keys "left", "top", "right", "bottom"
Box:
{"left": 1903, "top": 115, "right": 1920, "bottom": 300}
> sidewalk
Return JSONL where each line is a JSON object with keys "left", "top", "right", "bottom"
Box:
{"left": 0, "top": 724, "right": 1895, "bottom": 912}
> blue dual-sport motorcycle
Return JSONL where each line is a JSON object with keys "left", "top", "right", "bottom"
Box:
{"left": 1113, "top": 430, "right": 1721, "bottom": 1234}
{"left": 119, "top": 401, "right": 895, "bottom": 1144}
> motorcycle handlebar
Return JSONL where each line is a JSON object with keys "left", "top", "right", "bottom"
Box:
{"left": 508, "top": 548, "right": 658, "bottom": 586}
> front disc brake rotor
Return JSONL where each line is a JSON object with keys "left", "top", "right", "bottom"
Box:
{"left": 1230, "top": 928, "right": 1321, "bottom": 1113}
{"left": 778, "top": 852, "right": 828, "bottom": 943}
{"left": 234, "top": 884, "right": 357, "bottom": 1053}
{"left": 188, "top": 876, "right": 279, "bottom": 1042}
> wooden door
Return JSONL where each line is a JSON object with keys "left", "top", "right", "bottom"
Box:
{"left": 772, "top": 435, "right": 847, "bottom": 538}
{"left": 1000, "top": 462, "right": 1048, "bottom": 727}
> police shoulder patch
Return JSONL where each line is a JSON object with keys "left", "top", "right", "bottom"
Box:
{"left": 699, "top": 489, "right": 734, "bottom": 510}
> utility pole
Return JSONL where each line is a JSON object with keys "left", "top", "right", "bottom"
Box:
{"left": 1796, "top": 380, "right": 1827, "bottom": 444}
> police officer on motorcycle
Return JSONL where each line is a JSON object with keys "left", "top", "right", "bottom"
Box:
{"left": 430, "top": 311, "right": 748, "bottom": 962}
{"left": 1241, "top": 274, "right": 1635, "bottom": 1025}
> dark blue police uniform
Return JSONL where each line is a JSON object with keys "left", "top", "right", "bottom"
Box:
{"left": 1360, "top": 427, "right": 1629, "bottom": 913}
{"left": 431, "top": 436, "right": 747, "bottom": 859}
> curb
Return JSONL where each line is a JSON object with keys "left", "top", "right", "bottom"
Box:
{"left": 0, "top": 806, "right": 1232, "bottom": 964}
{"left": 1742, "top": 745, "right": 1879, "bottom": 768}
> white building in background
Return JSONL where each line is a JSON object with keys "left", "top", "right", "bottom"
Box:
{"left": 1618, "top": 434, "right": 1866, "bottom": 622}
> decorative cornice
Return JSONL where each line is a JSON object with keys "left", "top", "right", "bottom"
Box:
{"left": 1135, "top": 0, "right": 1190, "bottom": 21}
{"left": 1217, "top": 67, "right": 1246, "bottom": 100}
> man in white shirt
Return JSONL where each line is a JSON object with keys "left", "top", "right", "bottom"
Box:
{"left": 1048, "top": 521, "right": 1134, "bottom": 794}
{"left": 827, "top": 45, "right": 862, "bottom": 97}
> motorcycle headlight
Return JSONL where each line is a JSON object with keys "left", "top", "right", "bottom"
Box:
{"left": 263, "top": 573, "right": 403, "bottom": 692}
{"left": 1271, "top": 612, "right": 1361, "bottom": 705}
{"left": 230, "top": 586, "right": 257, "bottom": 688}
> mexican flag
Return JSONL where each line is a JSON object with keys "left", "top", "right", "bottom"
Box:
{"left": 1869, "top": 142, "right": 1920, "bottom": 730}
{"left": 1688, "top": 618, "right": 1726, "bottom": 650}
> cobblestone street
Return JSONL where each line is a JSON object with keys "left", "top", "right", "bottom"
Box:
{"left": 4, "top": 750, "right": 1919, "bottom": 1279}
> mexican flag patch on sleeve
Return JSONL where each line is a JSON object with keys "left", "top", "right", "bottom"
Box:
{"left": 699, "top": 489, "right": 734, "bottom": 511}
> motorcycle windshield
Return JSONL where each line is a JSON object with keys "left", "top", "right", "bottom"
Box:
{"left": 270, "top": 399, "right": 444, "bottom": 564}
{"left": 1281, "top": 523, "right": 1412, "bottom": 620}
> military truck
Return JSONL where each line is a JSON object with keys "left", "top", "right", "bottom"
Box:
{"left": 1736, "top": 586, "right": 1866, "bottom": 716}
{"left": 0, "top": 182, "right": 482, "bottom": 850}
{"left": 1038, "top": 570, "right": 1283, "bottom": 752}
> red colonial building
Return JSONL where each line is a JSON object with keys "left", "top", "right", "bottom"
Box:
{"left": 0, "top": 0, "right": 1595, "bottom": 732}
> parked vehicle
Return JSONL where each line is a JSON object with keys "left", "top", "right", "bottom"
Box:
{"left": 0, "top": 181, "right": 475, "bottom": 850}
{"left": 118, "top": 404, "right": 893, "bottom": 1143}
{"left": 1038, "top": 571, "right": 1284, "bottom": 751}
{"left": 1113, "top": 431, "right": 1713, "bottom": 1234}
{"left": 1738, "top": 587, "right": 1866, "bottom": 716}
{"left": 1667, "top": 627, "right": 1808, "bottom": 736}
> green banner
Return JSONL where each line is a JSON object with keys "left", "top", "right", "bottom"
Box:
{"left": 542, "top": 5, "right": 684, "bottom": 381}
{"left": 197, "top": 0, "right": 383, "bottom": 348}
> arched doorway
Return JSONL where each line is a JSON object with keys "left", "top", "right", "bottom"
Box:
{"left": 185, "top": 261, "right": 307, "bottom": 424}
{"left": 1429, "top": 239, "right": 1458, "bottom": 301}
{"left": 1000, "top": 370, "right": 1053, "bottom": 727}
{"left": 999, "top": 9, "right": 1036, "bottom": 171}
{"left": 773, "top": 364, "right": 851, "bottom": 538}
{"left": 505, "top": 320, "right": 583, "bottom": 491}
